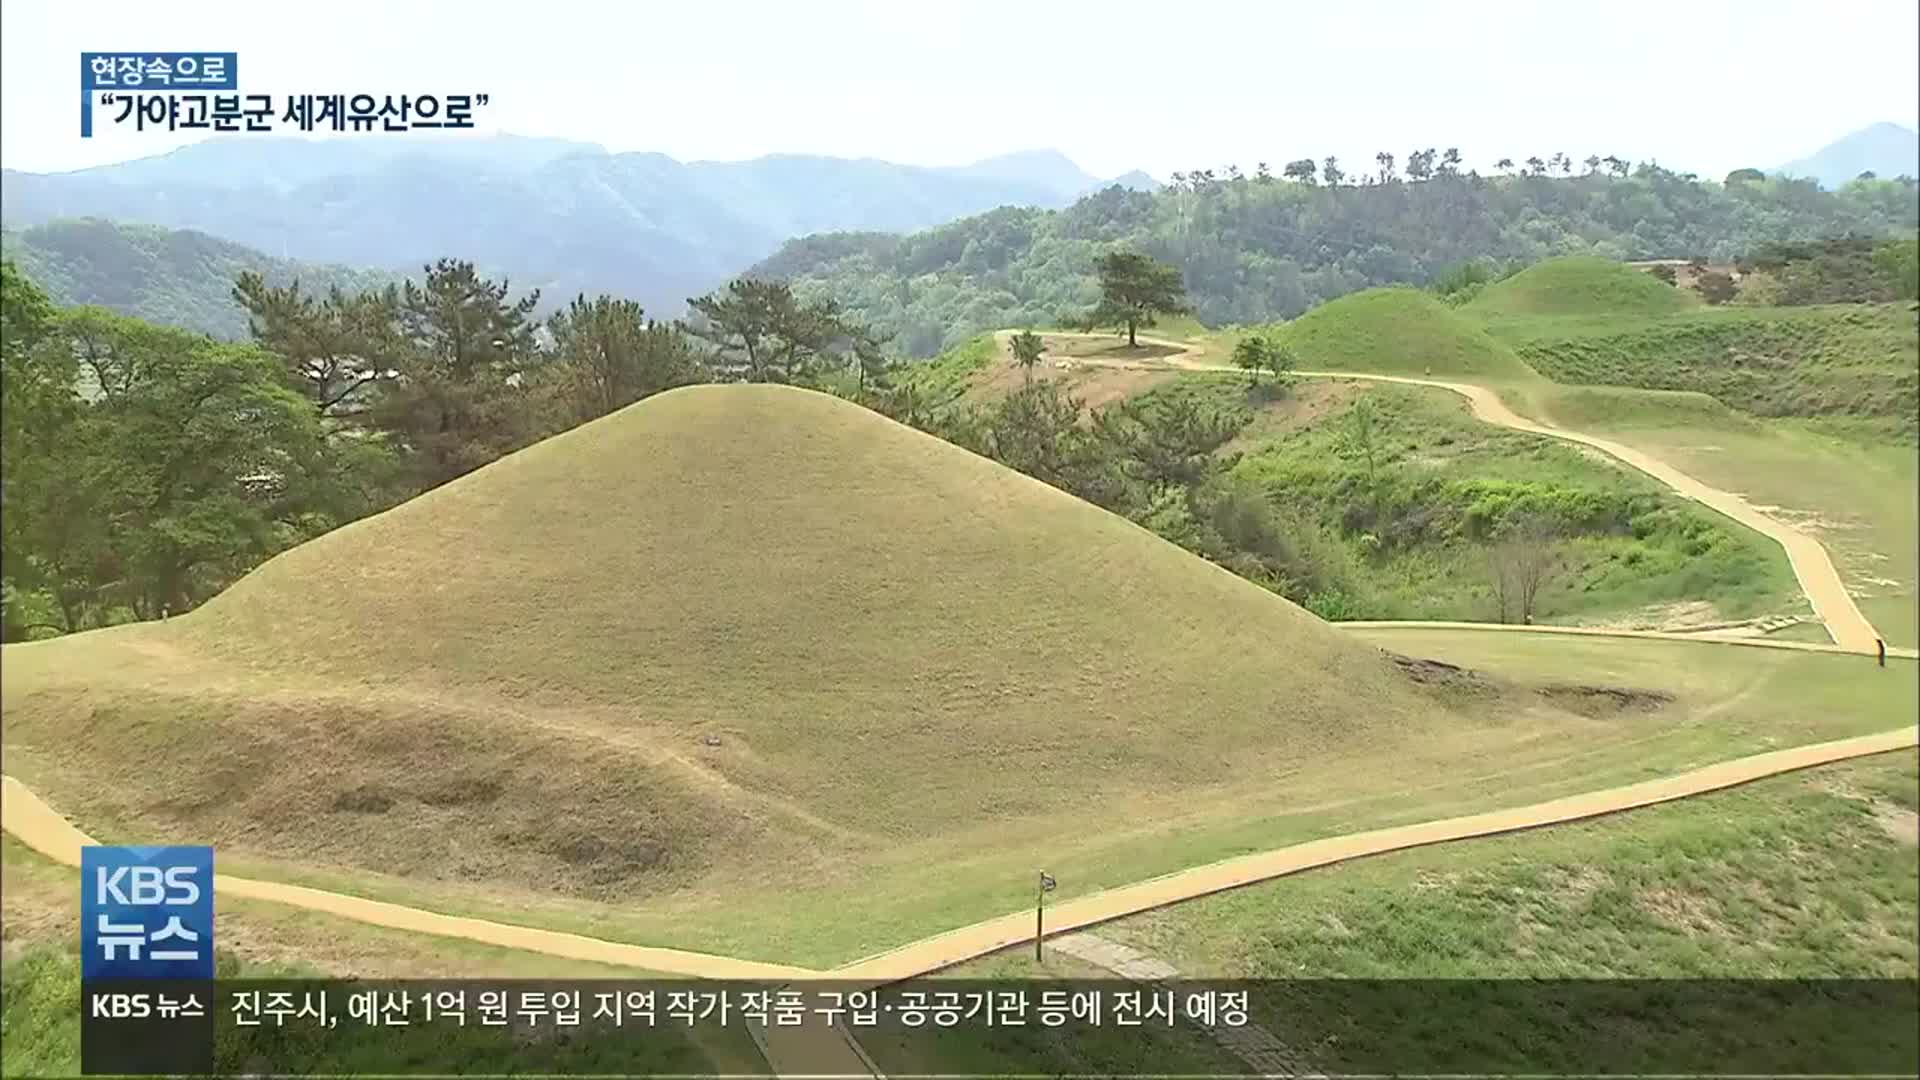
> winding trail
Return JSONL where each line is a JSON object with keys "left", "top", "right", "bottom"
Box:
{"left": 12, "top": 728, "right": 1917, "bottom": 1074}
{"left": 8, "top": 728, "right": 1916, "bottom": 986}
{"left": 825, "top": 725, "right": 1919, "bottom": 983}
{"left": 1344, "top": 620, "right": 1919, "bottom": 660}
{"left": 1031, "top": 330, "right": 1888, "bottom": 654}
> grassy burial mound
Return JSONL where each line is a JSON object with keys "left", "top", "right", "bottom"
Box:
{"left": 3, "top": 387, "right": 1452, "bottom": 931}
{"left": 3, "top": 384, "right": 1913, "bottom": 965}
{"left": 1280, "top": 287, "right": 1538, "bottom": 380}
{"left": 1466, "top": 255, "right": 1700, "bottom": 319}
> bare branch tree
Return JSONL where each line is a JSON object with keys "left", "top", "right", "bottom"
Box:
{"left": 1486, "top": 515, "right": 1564, "bottom": 624}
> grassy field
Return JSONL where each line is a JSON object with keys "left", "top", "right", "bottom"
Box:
{"left": 983, "top": 266, "right": 1914, "bottom": 642}
{"left": 8, "top": 613, "right": 1912, "bottom": 974}
{"left": 1095, "top": 747, "right": 1917, "bottom": 977}
{"left": 0, "top": 838, "right": 760, "bottom": 1078}
{"left": 4, "top": 324, "right": 1914, "bottom": 975}
{"left": 905, "top": 681, "right": 1918, "bottom": 1075}
{"left": 1485, "top": 303, "right": 1919, "bottom": 436}
{"left": 1462, "top": 259, "right": 1916, "bottom": 641}
{"left": 1497, "top": 383, "right": 1920, "bottom": 647}
{"left": 943, "top": 333, "right": 1805, "bottom": 631}
{"left": 1170, "top": 258, "right": 1916, "bottom": 648}
{"left": 970, "top": 748, "right": 1917, "bottom": 1074}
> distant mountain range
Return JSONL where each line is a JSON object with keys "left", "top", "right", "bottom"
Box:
{"left": 0, "top": 136, "right": 1157, "bottom": 315}
{"left": 1774, "top": 122, "right": 1919, "bottom": 189}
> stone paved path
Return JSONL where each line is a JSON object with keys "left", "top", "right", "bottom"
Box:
{"left": 1051, "top": 930, "right": 1322, "bottom": 1077}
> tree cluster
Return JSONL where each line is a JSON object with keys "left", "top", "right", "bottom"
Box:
{"left": 757, "top": 159, "right": 1919, "bottom": 356}
{"left": 857, "top": 360, "right": 1355, "bottom": 606}
{"left": 1733, "top": 235, "right": 1920, "bottom": 305}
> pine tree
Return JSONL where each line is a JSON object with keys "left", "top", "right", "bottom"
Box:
{"left": 1085, "top": 252, "right": 1188, "bottom": 348}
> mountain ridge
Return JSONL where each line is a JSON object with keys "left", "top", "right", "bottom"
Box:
{"left": 1774, "top": 122, "right": 1919, "bottom": 189}
{"left": 0, "top": 136, "right": 1156, "bottom": 314}
{"left": 1, "top": 218, "right": 400, "bottom": 339}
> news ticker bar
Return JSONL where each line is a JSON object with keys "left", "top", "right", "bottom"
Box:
{"left": 82, "top": 978, "right": 1918, "bottom": 1077}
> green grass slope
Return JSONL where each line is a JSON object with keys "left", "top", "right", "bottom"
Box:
{"left": 1467, "top": 255, "right": 1700, "bottom": 318}
{"left": 1278, "top": 287, "right": 1538, "bottom": 380}
{"left": 1058, "top": 750, "right": 1919, "bottom": 1069}
{"left": 1485, "top": 303, "right": 1919, "bottom": 435}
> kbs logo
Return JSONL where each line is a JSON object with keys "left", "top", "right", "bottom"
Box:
{"left": 80, "top": 846, "right": 214, "bottom": 980}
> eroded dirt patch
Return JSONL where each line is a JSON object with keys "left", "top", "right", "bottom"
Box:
{"left": 1226, "top": 380, "right": 1369, "bottom": 451}
{"left": 1037, "top": 335, "right": 1182, "bottom": 362}
{"left": 1539, "top": 684, "right": 1676, "bottom": 717}
{"left": 1386, "top": 653, "right": 1475, "bottom": 685}
{"left": 1871, "top": 803, "right": 1919, "bottom": 847}
{"left": 969, "top": 352, "right": 1179, "bottom": 410}
{"left": 1636, "top": 886, "right": 1729, "bottom": 936}
{"left": 1820, "top": 775, "right": 1920, "bottom": 848}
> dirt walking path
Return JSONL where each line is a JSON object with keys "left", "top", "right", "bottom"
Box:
{"left": 1343, "top": 620, "right": 1920, "bottom": 659}
{"left": 1027, "top": 331, "right": 1888, "bottom": 654}
{"left": 9, "top": 728, "right": 1915, "bottom": 1075}
{"left": 12, "top": 729, "right": 1913, "bottom": 987}
{"left": 825, "top": 726, "right": 1917, "bottom": 982}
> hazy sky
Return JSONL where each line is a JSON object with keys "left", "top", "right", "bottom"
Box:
{"left": 4, "top": 0, "right": 1916, "bottom": 179}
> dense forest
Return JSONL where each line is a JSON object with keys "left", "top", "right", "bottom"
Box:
{"left": 755, "top": 160, "right": 1920, "bottom": 355}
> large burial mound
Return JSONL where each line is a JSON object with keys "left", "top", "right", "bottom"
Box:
{"left": 3, "top": 384, "right": 1620, "bottom": 961}
{"left": 1466, "top": 255, "right": 1701, "bottom": 319}
{"left": 1282, "top": 286, "right": 1538, "bottom": 379}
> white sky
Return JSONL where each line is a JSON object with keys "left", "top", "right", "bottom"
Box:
{"left": 3, "top": 0, "right": 1916, "bottom": 179}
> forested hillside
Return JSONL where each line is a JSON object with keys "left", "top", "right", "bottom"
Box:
{"left": 2, "top": 220, "right": 396, "bottom": 339}
{"left": 760, "top": 162, "right": 1920, "bottom": 355}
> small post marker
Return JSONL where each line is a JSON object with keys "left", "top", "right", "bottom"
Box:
{"left": 1878, "top": 638, "right": 1887, "bottom": 668}
{"left": 1036, "top": 871, "right": 1057, "bottom": 962}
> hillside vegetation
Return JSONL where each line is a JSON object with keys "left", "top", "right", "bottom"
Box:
{"left": 935, "top": 337, "right": 1799, "bottom": 629}
{"left": 766, "top": 166, "right": 1919, "bottom": 354}
{"left": 1485, "top": 302, "right": 1920, "bottom": 437}
{"left": 1416, "top": 255, "right": 1920, "bottom": 436}
{"left": 1219, "top": 379, "right": 1799, "bottom": 625}
{"left": 1, "top": 219, "right": 395, "bottom": 339}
